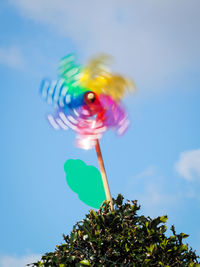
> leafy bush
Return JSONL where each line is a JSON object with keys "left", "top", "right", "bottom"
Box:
{"left": 29, "top": 194, "right": 199, "bottom": 266}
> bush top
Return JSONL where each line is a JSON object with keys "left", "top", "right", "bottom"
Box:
{"left": 29, "top": 194, "right": 200, "bottom": 267}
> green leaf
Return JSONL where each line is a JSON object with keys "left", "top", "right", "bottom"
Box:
{"left": 80, "top": 259, "right": 91, "bottom": 266}
{"left": 125, "top": 243, "right": 130, "bottom": 252}
{"left": 180, "top": 232, "right": 189, "bottom": 239}
{"left": 149, "top": 243, "right": 155, "bottom": 253}
{"left": 160, "top": 215, "right": 168, "bottom": 223}
{"left": 179, "top": 244, "right": 188, "bottom": 252}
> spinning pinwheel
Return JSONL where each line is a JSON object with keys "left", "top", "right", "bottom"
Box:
{"left": 40, "top": 54, "right": 135, "bottom": 210}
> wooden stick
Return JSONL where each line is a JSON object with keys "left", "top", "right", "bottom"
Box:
{"left": 95, "top": 139, "right": 113, "bottom": 211}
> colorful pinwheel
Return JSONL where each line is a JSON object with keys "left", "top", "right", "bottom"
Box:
{"left": 40, "top": 54, "right": 135, "bottom": 209}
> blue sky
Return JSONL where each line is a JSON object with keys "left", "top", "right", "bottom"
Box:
{"left": 0, "top": 0, "right": 200, "bottom": 266}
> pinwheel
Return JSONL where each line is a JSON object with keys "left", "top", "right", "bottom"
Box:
{"left": 40, "top": 54, "right": 135, "bottom": 210}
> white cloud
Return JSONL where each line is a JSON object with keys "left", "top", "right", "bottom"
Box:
{"left": 133, "top": 166, "right": 156, "bottom": 179}
{"left": 0, "top": 46, "right": 26, "bottom": 70}
{"left": 126, "top": 159, "right": 200, "bottom": 217}
{"left": 0, "top": 254, "right": 41, "bottom": 267}
{"left": 9, "top": 0, "right": 200, "bottom": 89}
{"left": 126, "top": 166, "right": 180, "bottom": 217}
{"left": 175, "top": 149, "right": 200, "bottom": 181}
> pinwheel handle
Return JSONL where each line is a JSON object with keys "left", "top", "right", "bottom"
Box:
{"left": 95, "top": 140, "right": 113, "bottom": 211}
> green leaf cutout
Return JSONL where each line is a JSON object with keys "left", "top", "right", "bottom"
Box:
{"left": 64, "top": 159, "right": 106, "bottom": 209}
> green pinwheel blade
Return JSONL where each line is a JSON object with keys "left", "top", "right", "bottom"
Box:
{"left": 64, "top": 159, "right": 106, "bottom": 209}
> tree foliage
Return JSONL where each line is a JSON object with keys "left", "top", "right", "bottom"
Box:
{"left": 29, "top": 194, "right": 199, "bottom": 266}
